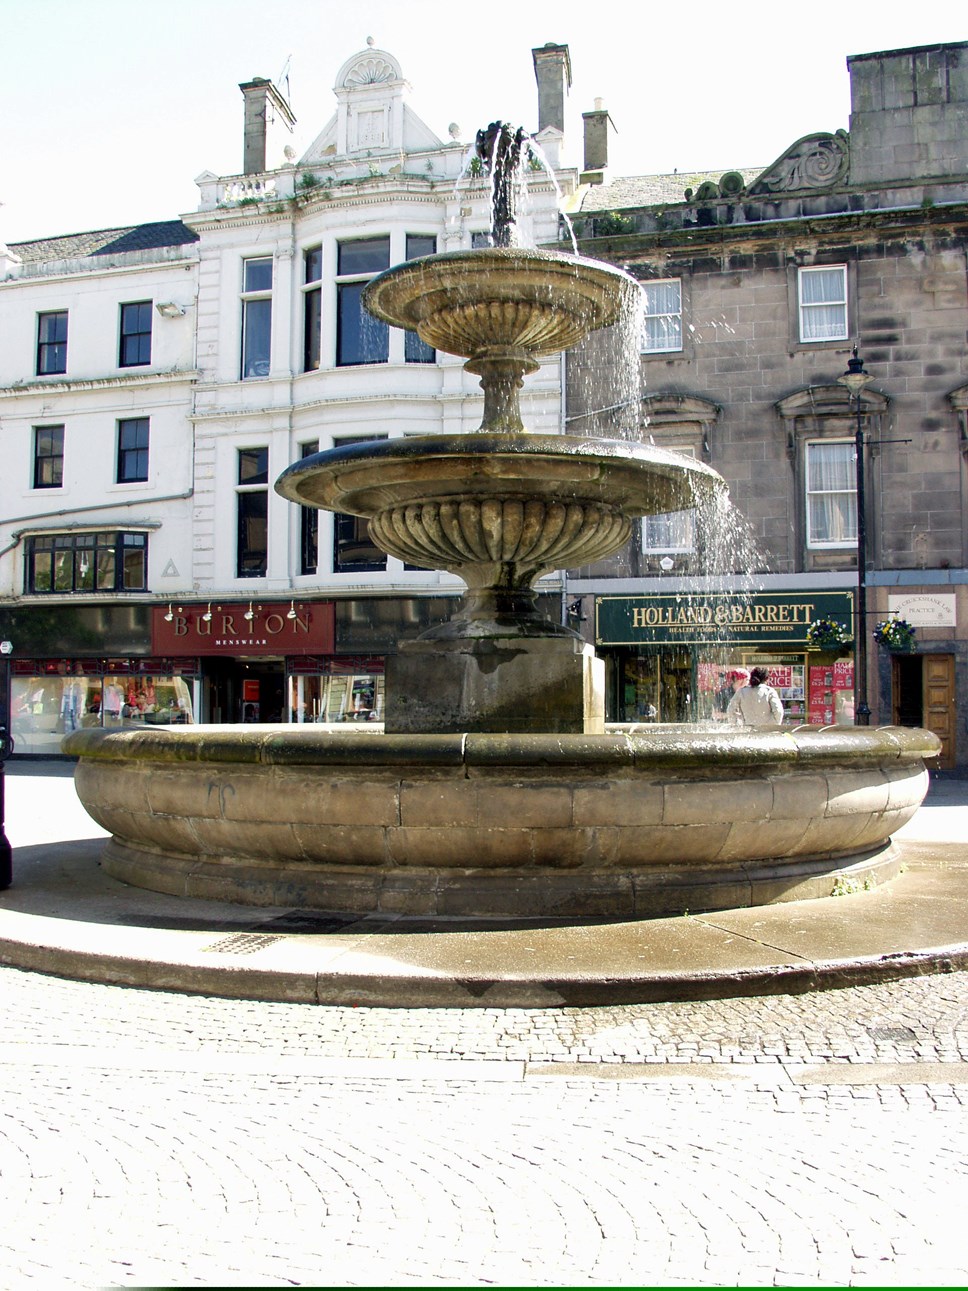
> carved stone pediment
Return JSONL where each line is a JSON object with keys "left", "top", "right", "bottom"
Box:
{"left": 336, "top": 47, "right": 402, "bottom": 89}
{"left": 776, "top": 384, "right": 888, "bottom": 420}
{"left": 640, "top": 393, "right": 720, "bottom": 427}
{"left": 748, "top": 131, "right": 849, "bottom": 195}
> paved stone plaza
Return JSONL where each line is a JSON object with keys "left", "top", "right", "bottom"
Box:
{"left": 2, "top": 764, "right": 968, "bottom": 1286}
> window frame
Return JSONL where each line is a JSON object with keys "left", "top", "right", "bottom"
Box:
{"left": 118, "top": 301, "right": 152, "bottom": 368}
{"left": 640, "top": 278, "right": 683, "bottom": 354}
{"left": 302, "top": 246, "right": 323, "bottom": 373}
{"left": 335, "top": 237, "right": 390, "bottom": 367}
{"left": 116, "top": 417, "right": 150, "bottom": 484}
{"left": 33, "top": 424, "right": 64, "bottom": 489}
{"left": 797, "top": 265, "right": 849, "bottom": 345}
{"left": 36, "top": 310, "right": 68, "bottom": 376}
{"left": 332, "top": 435, "right": 387, "bottom": 573}
{"left": 25, "top": 530, "right": 148, "bottom": 595}
{"left": 236, "top": 446, "right": 269, "bottom": 578}
{"left": 299, "top": 439, "right": 319, "bottom": 575}
{"left": 404, "top": 234, "right": 437, "bottom": 364}
{"left": 805, "top": 438, "right": 857, "bottom": 550}
{"left": 240, "top": 256, "right": 273, "bottom": 380}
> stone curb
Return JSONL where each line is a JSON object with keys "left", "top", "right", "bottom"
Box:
{"left": 3, "top": 905, "right": 968, "bottom": 1008}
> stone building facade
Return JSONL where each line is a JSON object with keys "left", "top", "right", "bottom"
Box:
{"left": 564, "top": 41, "right": 968, "bottom": 768}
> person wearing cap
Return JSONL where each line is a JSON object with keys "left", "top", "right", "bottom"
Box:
{"left": 726, "top": 666, "right": 784, "bottom": 727}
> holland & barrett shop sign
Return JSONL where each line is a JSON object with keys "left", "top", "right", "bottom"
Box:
{"left": 596, "top": 592, "right": 855, "bottom": 647}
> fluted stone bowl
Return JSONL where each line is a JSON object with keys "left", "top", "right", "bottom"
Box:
{"left": 276, "top": 434, "right": 721, "bottom": 587}
{"left": 63, "top": 723, "right": 940, "bottom": 919}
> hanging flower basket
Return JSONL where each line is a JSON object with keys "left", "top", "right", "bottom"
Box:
{"left": 873, "top": 617, "right": 917, "bottom": 652}
{"left": 805, "top": 618, "right": 853, "bottom": 651}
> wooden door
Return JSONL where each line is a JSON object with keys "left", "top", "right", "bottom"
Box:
{"left": 923, "top": 654, "right": 956, "bottom": 769}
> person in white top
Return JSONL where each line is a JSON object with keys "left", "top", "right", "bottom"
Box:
{"left": 726, "top": 666, "right": 784, "bottom": 727}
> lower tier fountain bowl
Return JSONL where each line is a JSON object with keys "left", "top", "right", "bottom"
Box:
{"left": 63, "top": 724, "right": 939, "bottom": 919}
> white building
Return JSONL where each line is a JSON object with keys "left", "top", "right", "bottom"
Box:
{"left": 0, "top": 41, "right": 579, "bottom": 750}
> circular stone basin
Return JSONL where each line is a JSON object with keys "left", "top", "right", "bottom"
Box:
{"left": 63, "top": 724, "right": 939, "bottom": 920}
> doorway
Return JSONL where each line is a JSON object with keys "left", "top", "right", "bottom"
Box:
{"left": 892, "top": 652, "right": 956, "bottom": 769}
{"left": 610, "top": 648, "right": 693, "bottom": 722}
{"left": 201, "top": 658, "right": 285, "bottom": 724}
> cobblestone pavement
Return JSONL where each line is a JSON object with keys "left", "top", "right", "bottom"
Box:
{"left": 3, "top": 962, "right": 968, "bottom": 1287}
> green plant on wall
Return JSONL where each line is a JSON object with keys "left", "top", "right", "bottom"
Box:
{"left": 594, "top": 211, "right": 634, "bottom": 237}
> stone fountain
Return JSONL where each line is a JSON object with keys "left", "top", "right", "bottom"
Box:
{"left": 64, "top": 123, "right": 939, "bottom": 919}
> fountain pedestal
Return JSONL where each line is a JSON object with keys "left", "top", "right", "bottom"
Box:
{"left": 387, "top": 636, "right": 604, "bottom": 735}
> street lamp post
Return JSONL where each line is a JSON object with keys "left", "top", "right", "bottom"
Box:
{"left": 837, "top": 349, "right": 873, "bottom": 725}
{"left": 0, "top": 639, "right": 13, "bottom": 888}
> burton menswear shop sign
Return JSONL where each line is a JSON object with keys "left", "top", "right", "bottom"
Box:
{"left": 596, "top": 591, "right": 855, "bottom": 647}
{"left": 151, "top": 601, "right": 335, "bottom": 656}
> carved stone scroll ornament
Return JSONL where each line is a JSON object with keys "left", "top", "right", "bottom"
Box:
{"left": 748, "top": 130, "right": 849, "bottom": 195}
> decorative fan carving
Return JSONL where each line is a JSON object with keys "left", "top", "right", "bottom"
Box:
{"left": 343, "top": 55, "right": 396, "bottom": 87}
{"left": 748, "top": 131, "right": 849, "bottom": 195}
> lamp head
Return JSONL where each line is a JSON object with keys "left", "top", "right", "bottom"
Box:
{"left": 838, "top": 346, "right": 873, "bottom": 397}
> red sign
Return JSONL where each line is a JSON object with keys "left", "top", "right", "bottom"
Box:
{"left": 151, "top": 601, "right": 335, "bottom": 657}
{"left": 766, "top": 665, "right": 793, "bottom": 688}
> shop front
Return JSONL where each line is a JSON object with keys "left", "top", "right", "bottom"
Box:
{"left": 0, "top": 599, "right": 341, "bottom": 754}
{"left": 595, "top": 590, "right": 856, "bottom": 726}
{"left": 151, "top": 601, "right": 339, "bottom": 726}
{"left": 0, "top": 591, "right": 567, "bottom": 754}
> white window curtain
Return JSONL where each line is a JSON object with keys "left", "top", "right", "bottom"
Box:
{"left": 799, "top": 267, "right": 847, "bottom": 342}
{"left": 806, "top": 440, "right": 857, "bottom": 546}
{"left": 642, "top": 279, "right": 682, "bottom": 352}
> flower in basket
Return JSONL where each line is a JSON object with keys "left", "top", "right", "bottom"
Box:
{"left": 806, "top": 617, "right": 853, "bottom": 650}
{"left": 873, "top": 617, "right": 917, "bottom": 650}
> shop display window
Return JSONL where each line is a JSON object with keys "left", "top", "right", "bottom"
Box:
{"left": 10, "top": 661, "right": 195, "bottom": 756}
{"left": 698, "top": 655, "right": 808, "bottom": 724}
{"left": 610, "top": 648, "right": 691, "bottom": 723}
{"left": 288, "top": 659, "right": 384, "bottom": 724}
{"left": 807, "top": 659, "right": 854, "bottom": 725}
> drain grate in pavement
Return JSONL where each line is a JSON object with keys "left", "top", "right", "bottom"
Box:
{"left": 201, "top": 932, "right": 284, "bottom": 956}
{"left": 866, "top": 1025, "right": 918, "bottom": 1043}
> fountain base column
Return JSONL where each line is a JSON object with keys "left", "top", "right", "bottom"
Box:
{"left": 385, "top": 636, "right": 605, "bottom": 735}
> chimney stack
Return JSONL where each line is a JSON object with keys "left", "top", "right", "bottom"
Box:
{"left": 582, "top": 98, "right": 614, "bottom": 185}
{"left": 532, "top": 43, "right": 572, "bottom": 136}
{"left": 239, "top": 77, "right": 296, "bottom": 175}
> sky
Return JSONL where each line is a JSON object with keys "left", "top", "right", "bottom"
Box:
{"left": 2, "top": 0, "right": 965, "bottom": 244}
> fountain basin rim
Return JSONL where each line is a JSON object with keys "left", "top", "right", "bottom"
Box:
{"left": 63, "top": 724, "right": 941, "bottom": 771}
{"left": 275, "top": 433, "right": 724, "bottom": 516}
{"left": 363, "top": 246, "right": 641, "bottom": 329}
